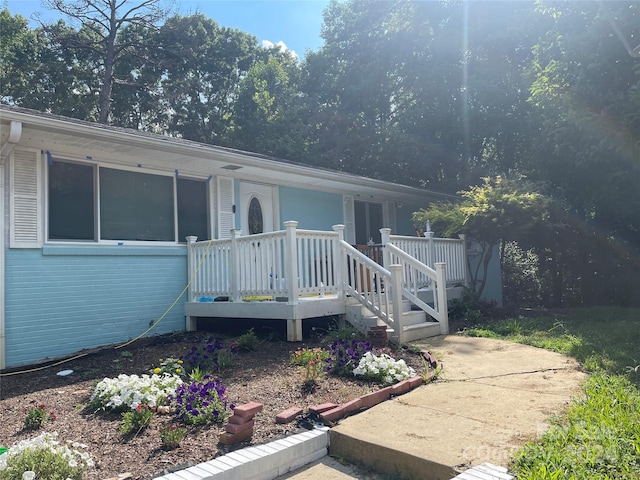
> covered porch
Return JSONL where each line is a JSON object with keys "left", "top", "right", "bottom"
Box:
{"left": 184, "top": 222, "right": 468, "bottom": 343}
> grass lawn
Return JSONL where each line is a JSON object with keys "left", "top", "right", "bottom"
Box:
{"left": 465, "top": 307, "right": 640, "bottom": 479}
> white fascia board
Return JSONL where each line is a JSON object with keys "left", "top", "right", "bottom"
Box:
{"left": 0, "top": 107, "right": 455, "bottom": 204}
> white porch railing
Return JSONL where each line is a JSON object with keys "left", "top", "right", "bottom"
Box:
{"left": 187, "top": 221, "right": 341, "bottom": 303}
{"left": 387, "top": 232, "right": 467, "bottom": 287}
{"left": 186, "top": 222, "right": 462, "bottom": 343}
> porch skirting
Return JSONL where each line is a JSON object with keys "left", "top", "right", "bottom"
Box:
{"left": 185, "top": 296, "right": 346, "bottom": 341}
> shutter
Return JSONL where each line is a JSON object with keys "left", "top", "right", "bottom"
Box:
{"left": 217, "top": 176, "right": 235, "bottom": 239}
{"left": 10, "top": 148, "right": 42, "bottom": 248}
{"left": 343, "top": 194, "right": 355, "bottom": 244}
{"left": 383, "top": 201, "right": 397, "bottom": 233}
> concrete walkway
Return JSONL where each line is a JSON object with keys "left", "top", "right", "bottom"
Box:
{"left": 284, "top": 335, "right": 587, "bottom": 480}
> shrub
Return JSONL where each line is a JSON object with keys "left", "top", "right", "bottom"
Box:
{"left": 325, "top": 338, "right": 373, "bottom": 377}
{"left": 352, "top": 352, "right": 416, "bottom": 385}
{"left": 23, "top": 404, "right": 55, "bottom": 430}
{"left": 0, "top": 431, "right": 93, "bottom": 480}
{"left": 120, "top": 404, "right": 155, "bottom": 436}
{"left": 171, "top": 376, "right": 232, "bottom": 426}
{"left": 90, "top": 373, "right": 183, "bottom": 411}
{"left": 236, "top": 328, "right": 259, "bottom": 352}
{"left": 160, "top": 425, "right": 186, "bottom": 450}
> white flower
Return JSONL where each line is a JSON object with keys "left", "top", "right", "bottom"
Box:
{"left": 0, "top": 432, "right": 93, "bottom": 473}
{"left": 352, "top": 351, "right": 415, "bottom": 386}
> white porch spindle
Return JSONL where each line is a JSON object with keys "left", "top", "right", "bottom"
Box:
{"left": 380, "top": 227, "right": 391, "bottom": 268}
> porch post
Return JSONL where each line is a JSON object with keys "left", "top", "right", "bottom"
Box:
{"left": 230, "top": 229, "right": 242, "bottom": 302}
{"left": 425, "top": 230, "right": 435, "bottom": 268}
{"left": 389, "top": 264, "right": 404, "bottom": 344}
{"left": 284, "top": 221, "right": 299, "bottom": 304}
{"left": 380, "top": 228, "right": 391, "bottom": 268}
{"left": 459, "top": 234, "right": 470, "bottom": 288}
{"left": 284, "top": 221, "right": 301, "bottom": 341}
{"left": 332, "top": 225, "right": 345, "bottom": 299}
{"left": 185, "top": 236, "right": 198, "bottom": 332}
{"left": 435, "top": 262, "right": 449, "bottom": 335}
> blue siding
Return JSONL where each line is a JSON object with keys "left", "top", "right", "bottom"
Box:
{"left": 5, "top": 246, "right": 188, "bottom": 367}
{"left": 279, "top": 187, "right": 343, "bottom": 230}
{"left": 396, "top": 202, "right": 424, "bottom": 236}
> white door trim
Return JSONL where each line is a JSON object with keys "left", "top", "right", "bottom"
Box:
{"left": 239, "top": 182, "right": 279, "bottom": 234}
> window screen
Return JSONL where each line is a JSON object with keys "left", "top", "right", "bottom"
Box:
{"left": 100, "top": 168, "right": 174, "bottom": 241}
{"left": 177, "top": 177, "right": 209, "bottom": 242}
{"left": 48, "top": 161, "right": 95, "bottom": 240}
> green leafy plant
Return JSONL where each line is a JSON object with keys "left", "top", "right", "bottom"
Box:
{"left": 159, "top": 424, "right": 186, "bottom": 450}
{"left": 290, "top": 347, "right": 329, "bottom": 366}
{"left": 151, "top": 357, "right": 185, "bottom": 377}
{"left": 291, "top": 347, "right": 329, "bottom": 394}
{"left": 23, "top": 404, "right": 55, "bottom": 430}
{"left": 120, "top": 404, "right": 155, "bottom": 437}
{"left": 0, "top": 432, "right": 93, "bottom": 479}
{"left": 236, "top": 328, "right": 258, "bottom": 352}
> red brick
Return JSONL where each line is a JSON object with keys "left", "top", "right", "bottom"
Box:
{"left": 218, "top": 427, "right": 253, "bottom": 445}
{"left": 308, "top": 403, "right": 338, "bottom": 414}
{"left": 225, "top": 419, "right": 254, "bottom": 434}
{"left": 342, "top": 397, "right": 362, "bottom": 414}
{"left": 408, "top": 376, "right": 423, "bottom": 389}
{"left": 391, "top": 379, "right": 411, "bottom": 396}
{"left": 233, "top": 402, "right": 263, "bottom": 418}
{"left": 227, "top": 414, "right": 253, "bottom": 425}
{"left": 275, "top": 406, "right": 303, "bottom": 424}
{"left": 360, "top": 386, "right": 393, "bottom": 408}
{"left": 320, "top": 405, "right": 346, "bottom": 424}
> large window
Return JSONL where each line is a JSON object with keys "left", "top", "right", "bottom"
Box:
{"left": 48, "top": 160, "right": 209, "bottom": 242}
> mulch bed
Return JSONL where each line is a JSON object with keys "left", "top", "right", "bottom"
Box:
{"left": 0, "top": 330, "right": 426, "bottom": 480}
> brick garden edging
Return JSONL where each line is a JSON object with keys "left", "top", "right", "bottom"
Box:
{"left": 275, "top": 374, "right": 425, "bottom": 427}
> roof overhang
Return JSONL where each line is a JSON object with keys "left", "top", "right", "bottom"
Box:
{"left": 0, "top": 106, "right": 452, "bottom": 204}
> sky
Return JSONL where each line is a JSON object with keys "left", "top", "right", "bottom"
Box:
{"left": 2, "top": 0, "right": 331, "bottom": 58}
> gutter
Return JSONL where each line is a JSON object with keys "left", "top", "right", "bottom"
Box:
{"left": 0, "top": 120, "right": 23, "bottom": 369}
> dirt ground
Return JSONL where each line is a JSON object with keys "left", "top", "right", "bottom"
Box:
{"left": 0, "top": 328, "right": 425, "bottom": 480}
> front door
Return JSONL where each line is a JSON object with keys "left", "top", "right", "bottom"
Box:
{"left": 355, "top": 201, "right": 384, "bottom": 245}
{"left": 239, "top": 182, "right": 277, "bottom": 234}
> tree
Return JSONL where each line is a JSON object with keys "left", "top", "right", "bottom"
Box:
{"left": 0, "top": 10, "right": 38, "bottom": 104}
{"left": 412, "top": 177, "right": 553, "bottom": 299}
{"left": 42, "top": 0, "right": 173, "bottom": 124}
{"left": 229, "top": 54, "right": 308, "bottom": 159}
{"left": 155, "top": 13, "right": 262, "bottom": 144}
{"left": 301, "top": 0, "right": 541, "bottom": 192}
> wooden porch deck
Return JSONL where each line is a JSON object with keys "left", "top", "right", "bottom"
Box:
{"left": 184, "top": 222, "right": 468, "bottom": 343}
{"left": 185, "top": 294, "right": 345, "bottom": 341}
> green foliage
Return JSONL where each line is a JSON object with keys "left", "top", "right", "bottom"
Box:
{"left": 512, "top": 374, "right": 640, "bottom": 479}
{"left": 23, "top": 404, "right": 55, "bottom": 430}
{"left": 291, "top": 347, "right": 329, "bottom": 393}
{"left": 120, "top": 404, "right": 155, "bottom": 437}
{"left": 468, "top": 307, "right": 640, "bottom": 478}
{"left": 0, "top": 432, "right": 93, "bottom": 480}
{"left": 151, "top": 357, "right": 185, "bottom": 377}
{"left": 159, "top": 424, "right": 186, "bottom": 450}
{"left": 236, "top": 328, "right": 259, "bottom": 352}
{"left": 290, "top": 347, "right": 329, "bottom": 367}
{"left": 465, "top": 307, "right": 640, "bottom": 382}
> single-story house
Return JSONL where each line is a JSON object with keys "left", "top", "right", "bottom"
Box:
{"left": 0, "top": 105, "right": 501, "bottom": 369}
